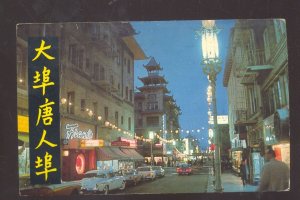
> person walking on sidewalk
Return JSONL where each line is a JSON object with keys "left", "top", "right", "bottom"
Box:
{"left": 239, "top": 159, "right": 247, "bottom": 186}
{"left": 258, "top": 148, "right": 290, "bottom": 192}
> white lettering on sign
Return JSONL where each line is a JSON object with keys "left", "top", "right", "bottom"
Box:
{"left": 65, "top": 123, "right": 93, "bottom": 140}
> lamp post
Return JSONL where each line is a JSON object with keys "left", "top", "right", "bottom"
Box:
{"left": 149, "top": 131, "right": 154, "bottom": 166}
{"left": 200, "top": 20, "right": 223, "bottom": 192}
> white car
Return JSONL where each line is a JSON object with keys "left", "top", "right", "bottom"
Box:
{"left": 80, "top": 170, "right": 126, "bottom": 195}
{"left": 136, "top": 166, "right": 156, "bottom": 181}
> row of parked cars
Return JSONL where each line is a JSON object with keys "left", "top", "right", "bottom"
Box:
{"left": 80, "top": 165, "right": 165, "bottom": 195}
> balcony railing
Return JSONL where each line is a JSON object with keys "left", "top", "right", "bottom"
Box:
{"left": 243, "top": 49, "right": 266, "bottom": 67}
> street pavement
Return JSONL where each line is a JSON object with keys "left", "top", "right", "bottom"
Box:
{"left": 206, "top": 165, "right": 258, "bottom": 193}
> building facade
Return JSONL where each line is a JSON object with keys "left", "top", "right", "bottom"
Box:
{"left": 134, "top": 57, "right": 181, "bottom": 166}
{"left": 223, "top": 19, "right": 289, "bottom": 184}
{"left": 17, "top": 22, "right": 146, "bottom": 183}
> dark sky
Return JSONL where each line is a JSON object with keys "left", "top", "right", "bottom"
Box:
{"left": 133, "top": 20, "right": 235, "bottom": 150}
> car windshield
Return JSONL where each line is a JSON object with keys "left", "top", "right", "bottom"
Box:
{"left": 84, "top": 172, "right": 107, "bottom": 178}
{"left": 179, "top": 164, "right": 190, "bottom": 168}
{"left": 152, "top": 166, "right": 161, "bottom": 170}
{"left": 137, "top": 167, "right": 150, "bottom": 171}
{"left": 84, "top": 172, "right": 97, "bottom": 178}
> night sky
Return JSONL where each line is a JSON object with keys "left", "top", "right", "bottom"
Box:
{"left": 132, "top": 20, "right": 235, "bottom": 150}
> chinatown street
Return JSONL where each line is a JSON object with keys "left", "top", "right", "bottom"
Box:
{"left": 120, "top": 166, "right": 209, "bottom": 194}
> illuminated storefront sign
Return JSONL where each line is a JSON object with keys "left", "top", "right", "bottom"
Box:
{"left": 18, "top": 115, "right": 29, "bottom": 133}
{"left": 65, "top": 123, "right": 94, "bottom": 140}
{"left": 209, "top": 115, "right": 228, "bottom": 124}
{"left": 80, "top": 139, "right": 104, "bottom": 147}
{"left": 119, "top": 137, "right": 137, "bottom": 147}
{"left": 111, "top": 141, "right": 130, "bottom": 147}
{"left": 28, "top": 37, "right": 60, "bottom": 184}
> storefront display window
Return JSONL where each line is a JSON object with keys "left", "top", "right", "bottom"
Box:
{"left": 18, "top": 147, "right": 30, "bottom": 175}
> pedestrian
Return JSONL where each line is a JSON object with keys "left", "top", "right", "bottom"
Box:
{"left": 257, "top": 148, "right": 290, "bottom": 192}
{"left": 239, "top": 159, "right": 247, "bottom": 186}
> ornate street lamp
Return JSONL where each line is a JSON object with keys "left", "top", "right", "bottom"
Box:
{"left": 200, "top": 20, "right": 223, "bottom": 192}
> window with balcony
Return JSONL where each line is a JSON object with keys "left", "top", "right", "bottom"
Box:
{"left": 121, "top": 116, "right": 124, "bottom": 125}
{"left": 148, "top": 94, "right": 157, "bottom": 101}
{"left": 78, "top": 49, "right": 84, "bottom": 70}
{"left": 125, "top": 86, "right": 129, "bottom": 100}
{"left": 68, "top": 44, "right": 77, "bottom": 66}
{"left": 115, "top": 111, "right": 119, "bottom": 126}
{"left": 129, "top": 89, "right": 133, "bottom": 102}
{"left": 247, "top": 86, "right": 258, "bottom": 115}
{"left": 127, "top": 59, "right": 131, "bottom": 74}
{"left": 146, "top": 102, "right": 159, "bottom": 111}
{"left": 67, "top": 91, "right": 75, "bottom": 114}
{"left": 85, "top": 58, "right": 90, "bottom": 74}
{"left": 146, "top": 116, "right": 159, "bottom": 127}
{"left": 100, "top": 65, "right": 105, "bottom": 80}
{"left": 81, "top": 99, "right": 86, "bottom": 111}
{"left": 93, "top": 102, "right": 98, "bottom": 118}
{"left": 94, "top": 63, "right": 99, "bottom": 80}
{"left": 104, "top": 106, "right": 109, "bottom": 121}
{"left": 138, "top": 118, "right": 143, "bottom": 127}
{"left": 128, "top": 117, "right": 131, "bottom": 131}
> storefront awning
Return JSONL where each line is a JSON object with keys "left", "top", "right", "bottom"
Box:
{"left": 121, "top": 148, "right": 144, "bottom": 160}
{"left": 97, "top": 147, "right": 124, "bottom": 161}
{"left": 97, "top": 147, "right": 144, "bottom": 161}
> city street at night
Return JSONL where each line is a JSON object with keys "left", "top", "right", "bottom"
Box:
{"left": 120, "top": 166, "right": 209, "bottom": 194}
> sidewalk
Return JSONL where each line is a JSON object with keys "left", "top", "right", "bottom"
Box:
{"left": 206, "top": 167, "right": 258, "bottom": 193}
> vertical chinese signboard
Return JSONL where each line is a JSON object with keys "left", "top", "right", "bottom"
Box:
{"left": 28, "top": 37, "right": 60, "bottom": 184}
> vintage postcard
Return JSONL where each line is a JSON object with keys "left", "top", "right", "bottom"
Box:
{"left": 17, "top": 19, "right": 289, "bottom": 196}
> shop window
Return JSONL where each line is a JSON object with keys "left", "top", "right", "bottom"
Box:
{"left": 67, "top": 91, "right": 75, "bottom": 114}
{"left": 75, "top": 153, "right": 85, "bottom": 175}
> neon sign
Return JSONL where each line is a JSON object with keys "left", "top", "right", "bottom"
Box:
{"left": 65, "top": 123, "right": 93, "bottom": 140}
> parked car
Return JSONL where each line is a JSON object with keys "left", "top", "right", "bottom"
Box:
{"left": 136, "top": 166, "right": 156, "bottom": 181}
{"left": 116, "top": 169, "right": 143, "bottom": 186}
{"left": 20, "top": 181, "right": 81, "bottom": 196}
{"left": 176, "top": 163, "right": 192, "bottom": 175}
{"left": 152, "top": 166, "right": 165, "bottom": 177}
{"left": 80, "top": 170, "right": 126, "bottom": 195}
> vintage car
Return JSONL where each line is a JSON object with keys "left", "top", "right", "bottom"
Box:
{"left": 176, "top": 163, "right": 192, "bottom": 175}
{"left": 136, "top": 166, "right": 156, "bottom": 181}
{"left": 80, "top": 170, "right": 126, "bottom": 195}
{"left": 152, "top": 166, "right": 165, "bottom": 178}
{"left": 20, "top": 181, "right": 81, "bottom": 196}
{"left": 116, "top": 169, "right": 143, "bottom": 186}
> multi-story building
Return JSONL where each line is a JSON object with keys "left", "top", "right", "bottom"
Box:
{"left": 223, "top": 19, "right": 289, "bottom": 184}
{"left": 17, "top": 22, "right": 146, "bottom": 183}
{"left": 134, "top": 57, "right": 181, "bottom": 166}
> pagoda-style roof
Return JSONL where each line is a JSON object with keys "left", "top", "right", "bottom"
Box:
{"left": 138, "top": 75, "right": 167, "bottom": 85}
{"left": 143, "top": 57, "right": 162, "bottom": 71}
{"left": 134, "top": 92, "right": 146, "bottom": 99}
{"left": 164, "top": 95, "right": 175, "bottom": 102}
{"left": 137, "top": 85, "right": 170, "bottom": 93}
